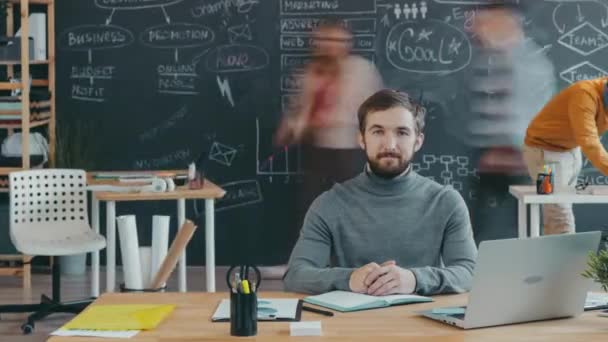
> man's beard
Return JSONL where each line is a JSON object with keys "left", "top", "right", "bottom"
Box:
{"left": 368, "top": 152, "right": 411, "bottom": 179}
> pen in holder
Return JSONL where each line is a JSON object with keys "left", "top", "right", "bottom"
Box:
{"left": 226, "top": 264, "right": 262, "bottom": 337}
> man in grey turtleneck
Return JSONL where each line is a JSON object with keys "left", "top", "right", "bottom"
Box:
{"left": 283, "top": 89, "right": 477, "bottom": 296}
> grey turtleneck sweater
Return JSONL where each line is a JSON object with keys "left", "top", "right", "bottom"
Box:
{"left": 283, "top": 169, "right": 477, "bottom": 296}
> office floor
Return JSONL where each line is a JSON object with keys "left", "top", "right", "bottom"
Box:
{"left": 0, "top": 266, "right": 286, "bottom": 341}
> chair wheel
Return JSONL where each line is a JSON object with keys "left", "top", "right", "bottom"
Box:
{"left": 21, "top": 323, "right": 34, "bottom": 334}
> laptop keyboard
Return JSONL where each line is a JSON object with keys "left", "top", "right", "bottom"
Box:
{"left": 446, "top": 306, "right": 467, "bottom": 320}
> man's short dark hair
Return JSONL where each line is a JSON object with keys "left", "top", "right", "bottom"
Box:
{"left": 357, "top": 89, "right": 427, "bottom": 134}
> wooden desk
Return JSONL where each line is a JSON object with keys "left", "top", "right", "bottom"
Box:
{"left": 87, "top": 171, "right": 225, "bottom": 296}
{"left": 47, "top": 292, "right": 608, "bottom": 342}
{"left": 509, "top": 185, "right": 608, "bottom": 238}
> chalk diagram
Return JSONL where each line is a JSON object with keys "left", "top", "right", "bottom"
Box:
{"left": 60, "top": 0, "right": 194, "bottom": 102}
{"left": 552, "top": 1, "right": 608, "bottom": 83}
{"left": 413, "top": 154, "right": 477, "bottom": 199}
{"left": 255, "top": 118, "right": 301, "bottom": 182}
{"left": 189, "top": 1, "right": 268, "bottom": 108}
{"left": 209, "top": 141, "right": 238, "bottom": 167}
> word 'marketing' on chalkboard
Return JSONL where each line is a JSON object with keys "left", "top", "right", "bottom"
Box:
{"left": 280, "top": 0, "right": 377, "bottom": 15}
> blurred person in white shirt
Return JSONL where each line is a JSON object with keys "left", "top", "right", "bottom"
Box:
{"left": 275, "top": 19, "right": 383, "bottom": 247}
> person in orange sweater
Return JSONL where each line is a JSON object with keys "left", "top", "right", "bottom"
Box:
{"left": 524, "top": 77, "right": 608, "bottom": 234}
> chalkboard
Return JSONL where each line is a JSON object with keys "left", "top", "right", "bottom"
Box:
{"left": 52, "top": 0, "right": 608, "bottom": 265}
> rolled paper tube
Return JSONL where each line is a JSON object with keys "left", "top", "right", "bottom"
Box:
{"left": 139, "top": 247, "right": 152, "bottom": 289}
{"left": 150, "top": 215, "right": 170, "bottom": 287}
{"left": 116, "top": 215, "right": 144, "bottom": 290}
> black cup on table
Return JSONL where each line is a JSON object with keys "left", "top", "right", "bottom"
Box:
{"left": 226, "top": 264, "right": 262, "bottom": 337}
{"left": 230, "top": 290, "right": 258, "bottom": 336}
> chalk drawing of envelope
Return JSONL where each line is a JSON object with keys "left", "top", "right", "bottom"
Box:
{"left": 209, "top": 142, "right": 237, "bottom": 167}
{"left": 228, "top": 24, "right": 252, "bottom": 43}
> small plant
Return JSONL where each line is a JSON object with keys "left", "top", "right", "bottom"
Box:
{"left": 582, "top": 250, "right": 608, "bottom": 292}
{"left": 55, "top": 116, "right": 100, "bottom": 170}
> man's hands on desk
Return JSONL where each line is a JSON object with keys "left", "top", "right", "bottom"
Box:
{"left": 349, "top": 260, "right": 417, "bottom": 296}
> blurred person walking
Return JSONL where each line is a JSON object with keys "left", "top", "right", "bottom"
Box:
{"left": 453, "top": 1, "right": 556, "bottom": 244}
{"left": 275, "top": 19, "right": 383, "bottom": 248}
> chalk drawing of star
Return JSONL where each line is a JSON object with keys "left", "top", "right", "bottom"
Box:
{"left": 417, "top": 29, "right": 433, "bottom": 42}
{"left": 389, "top": 41, "right": 397, "bottom": 52}
{"left": 448, "top": 37, "right": 462, "bottom": 55}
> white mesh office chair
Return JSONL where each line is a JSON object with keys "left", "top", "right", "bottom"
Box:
{"left": 0, "top": 169, "right": 106, "bottom": 334}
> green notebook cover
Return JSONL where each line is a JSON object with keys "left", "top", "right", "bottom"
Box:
{"left": 304, "top": 290, "right": 433, "bottom": 312}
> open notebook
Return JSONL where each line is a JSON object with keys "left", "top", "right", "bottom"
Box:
{"left": 212, "top": 298, "right": 302, "bottom": 322}
{"left": 304, "top": 291, "right": 432, "bottom": 312}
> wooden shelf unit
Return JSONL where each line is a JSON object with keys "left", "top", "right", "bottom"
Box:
{"left": 0, "top": 0, "right": 55, "bottom": 289}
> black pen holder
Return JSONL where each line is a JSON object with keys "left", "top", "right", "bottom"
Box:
{"left": 230, "top": 291, "right": 257, "bottom": 336}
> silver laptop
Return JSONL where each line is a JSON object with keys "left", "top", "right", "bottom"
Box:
{"left": 420, "top": 231, "right": 601, "bottom": 329}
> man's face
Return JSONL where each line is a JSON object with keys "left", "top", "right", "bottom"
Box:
{"left": 312, "top": 27, "right": 352, "bottom": 59}
{"left": 358, "top": 107, "right": 424, "bottom": 178}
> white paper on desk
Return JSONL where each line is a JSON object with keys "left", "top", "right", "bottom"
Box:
{"left": 212, "top": 298, "right": 300, "bottom": 321}
{"left": 151, "top": 215, "right": 170, "bottom": 287}
{"left": 50, "top": 329, "right": 139, "bottom": 338}
{"left": 87, "top": 185, "right": 142, "bottom": 193}
{"left": 585, "top": 292, "right": 608, "bottom": 308}
{"left": 117, "top": 215, "right": 144, "bottom": 290}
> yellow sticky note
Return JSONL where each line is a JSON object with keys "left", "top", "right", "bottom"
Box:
{"left": 62, "top": 304, "right": 175, "bottom": 331}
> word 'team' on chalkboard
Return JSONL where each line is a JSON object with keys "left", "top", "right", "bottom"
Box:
{"left": 550, "top": 0, "right": 608, "bottom": 84}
